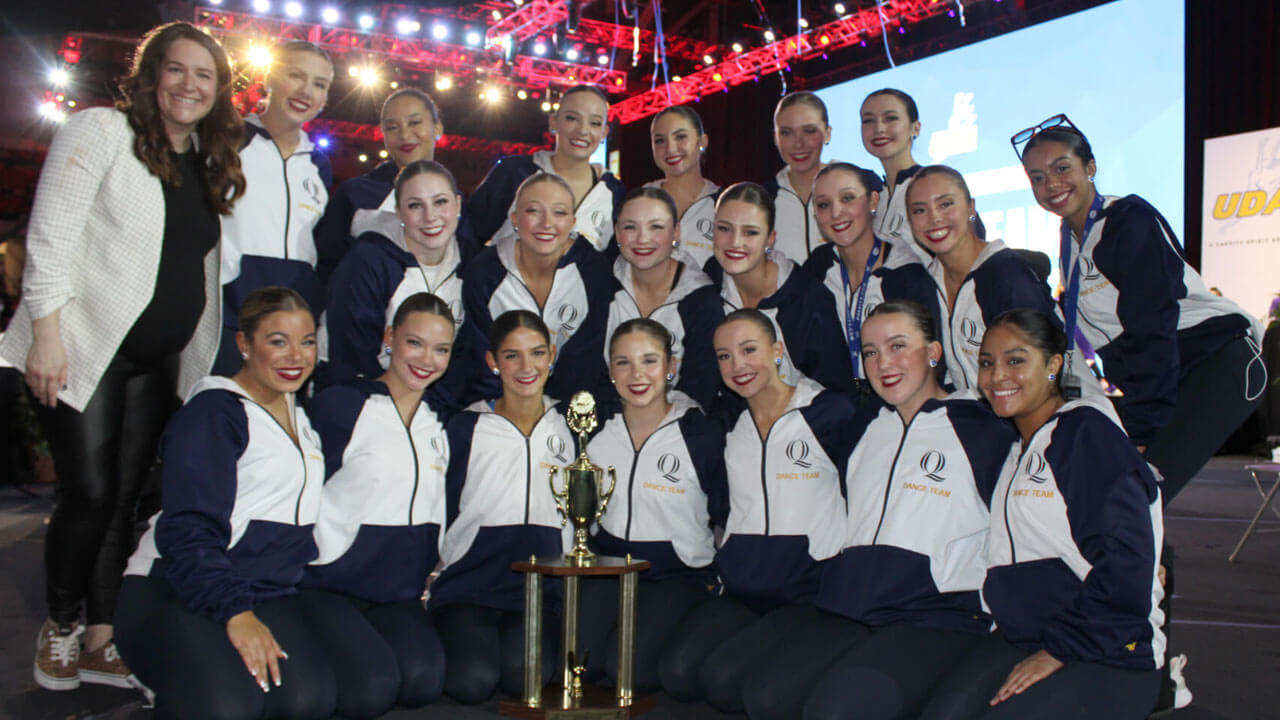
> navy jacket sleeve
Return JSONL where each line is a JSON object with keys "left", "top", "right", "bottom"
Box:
{"left": 153, "top": 391, "right": 254, "bottom": 624}
{"left": 322, "top": 236, "right": 399, "bottom": 389}
{"left": 1091, "top": 197, "right": 1184, "bottom": 445}
{"left": 674, "top": 285, "right": 726, "bottom": 410}
{"left": 1041, "top": 408, "right": 1162, "bottom": 665}
{"left": 682, "top": 411, "right": 729, "bottom": 528}
{"left": 946, "top": 399, "right": 1018, "bottom": 506}
{"left": 315, "top": 178, "right": 357, "bottom": 284}
{"left": 773, "top": 276, "right": 859, "bottom": 395}
{"left": 444, "top": 412, "right": 481, "bottom": 526}
{"left": 465, "top": 155, "right": 529, "bottom": 246}
{"left": 974, "top": 250, "right": 1059, "bottom": 326}
{"left": 308, "top": 385, "right": 367, "bottom": 479}
{"left": 459, "top": 252, "right": 503, "bottom": 403}
{"left": 803, "top": 390, "right": 863, "bottom": 488}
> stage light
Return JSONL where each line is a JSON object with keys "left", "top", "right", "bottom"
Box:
{"left": 252, "top": 0, "right": 270, "bottom": 14}
{"left": 379, "top": 149, "right": 389, "bottom": 159}
{"left": 596, "top": 54, "right": 609, "bottom": 65}
{"left": 834, "top": 3, "right": 847, "bottom": 15}
{"left": 819, "top": 34, "right": 830, "bottom": 45}
{"left": 712, "top": 72, "right": 722, "bottom": 82}
{"left": 465, "top": 30, "right": 483, "bottom": 47}
{"left": 798, "top": 18, "right": 809, "bottom": 29}
{"left": 48, "top": 68, "right": 69, "bottom": 86}
{"left": 321, "top": 7, "right": 339, "bottom": 24}
{"left": 731, "top": 42, "right": 744, "bottom": 54}
{"left": 514, "top": 0, "right": 524, "bottom": 6}
{"left": 358, "top": 66, "right": 379, "bottom": 87}
{"left": 515, "top": 89, "right": 527, "bottom": 100}
{"left": 247, "top": 44, "right": 273, "bottom": 69}
{"left": 358, "top": 153, "right": 368, "bottom": 163}
{"left": 672, "top": 75, "right": 682, "bottom": 82}
{"left": 541, "top": 101, "right": 552, "bottom": 112}
{"left": 702, "top": 54, "right": 713, "bottom": 65}
{"left": 67, "top": 100, "right": 76, "bottom": 107}
{"left": 566, "top": 48, "right": 580, "bottom": 61}
{"left": 763, "top": 29, "right": 776, "bottom": 42}
{"left": 533, "top": 39, "right": 547, "bottom": 56}
{"left": 358, "top": 14, "right": 375, "bottom": 30}
{"left": 491, "top": 9, "right": 502, "bottom": 21}
{"left": 389, "top": 81, "right": 399, "bottom": 89}
{"left": 39, "top": 101, "right": 66, "bottom": 123}
{"left": 552, "top": 102, "right": 559, "bottom": 111}
{"left": 347, "top": 65, "right": 360, "bottom": 77}
{"left": 435, "top": 74, "right": 452, "bottom": 90}
{"left": 431, "top": 22, "right": 449, "bottom": 40}
{"left": 396, "top": 18, "right": 420, "bottom": 35}
{"left": 481, "top": 87, "right": 502, "bottom": 103}
{"left": 316, "top": 136, "right": 330, "bottom": 148}
{"left": 284, "top": 1, "right": 302, "bottom": 19}
{"left": 209, "top": 0, "right": 223, "bottom": 5}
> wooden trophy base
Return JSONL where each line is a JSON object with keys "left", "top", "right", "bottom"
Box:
{"left": 499, "top": 684, "right": 656, "bottom": 718}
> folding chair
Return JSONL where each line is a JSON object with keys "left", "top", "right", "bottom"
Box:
{"left": 1228, "top": 464, "right": 1280, "bottom": 562}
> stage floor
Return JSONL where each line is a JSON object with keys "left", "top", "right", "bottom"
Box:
{"left": 2, "top": 456, "right": 1276, "bottom": 720}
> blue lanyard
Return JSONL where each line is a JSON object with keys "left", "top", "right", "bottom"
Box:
{"left": 841, "top": 236, "right": 883, "bottom": 378}
{"left": 1059, "top": 194, "right": 1104, "bottom": 355}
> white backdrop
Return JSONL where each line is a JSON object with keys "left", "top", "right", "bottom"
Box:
{"left": 1202, "top": 126, "right": 1280, "bottom": 322}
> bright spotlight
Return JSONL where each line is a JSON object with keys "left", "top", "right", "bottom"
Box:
{"left": 247, "top": 45, "right": 273, "bottom": 69}
{"left": 834, "top": 3, "right": 847, "bottom": 16}
{"left": 358, "top": 66, "right": 379, "bottom": 87}
{"left": 541, "top": 100, "right": 552, "bottom": 112}
{"left": 763, "top": 29, "right": 776, "bottom": 42}
{"left": 358, "top": 14, "right": 375, "bottom": 30}
{"left": 48, "top": 68, "right": 69, "bottom": 86}
{"left": 532, "top": 40, "right": 547, "bottom": 56}
{"left": 321, "top": 7, "right": 339, "bottom": 24}
{"left": 516, "top": 89, "right": 528, "bottom": 100}
{"left": 316, "top": 136, "right": 331, "bottom": 148}
{"left": 798, "top": 18, "right": 809, "bottom": 29}
{"left": 731, "top": 42, "right": 744, "bottom": 54}
{"left": 347, "top": 65, "right": 359, "bottom": 77}
{"left": 435, "top": 74, "right": 453, "bottom": 91}
{"left": 596, "top": 54, "right": 608, "bottom": 66}
{"left": 389, "top": 80, "right": 399, "bottom": 89}
{"left": 491, "top": 9, "right": 502, "bottom": 21}
{"left": 39, "top": 101, "right": 67, "bottom": 123}
{"left": 378, "top": 149, "right": 389, "bottom": 159}
{"left": 209, "top": 0, "right": 224, "bottom": 5}
{"left": 565, "top": 48, "right": 579, "bottom": 61}
{"left": 358, "top": 153, "right": 368, "bottom": 163}
{"left": 431, "top": 22, "right": 449, "bottom": 40}
{"left": 396, "top": 18, "right": 420, "bottom": 35}
{"left": 465, "top": 30, "right": 482, "bottom": 47}
{"left": 702, "top": 54, "right": 713, "bottom": 65}
{"left": 252, "top": 0, "right": 270, "bottom": 13}
{"left": 284, "top": 2, "right": 302, "bottom": 19}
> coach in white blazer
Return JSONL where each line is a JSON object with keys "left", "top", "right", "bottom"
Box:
{"left": 0, "top": 23, "right": 245, "bottom": 692}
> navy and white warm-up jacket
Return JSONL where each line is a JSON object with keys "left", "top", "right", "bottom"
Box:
{"left": 303, "top": 380, "right": 450, "bottom": 604}
{"left": 717, "top": 376, "right": 858, "bottom": 612}
{"left": 216, "top": 115, "right": 331, "bottom": 374}
{"left": 818, "top": 395, "right": 1016, "bottom": 634}
{"left": 125, "top": 376, "right": 325, "bottom": 623}
{"left": 605, "top": 255, "right": 724, "bottom": 409}
{"left": 707, "top": 253, "right": 858, "bottom": 396}
{"left": 763, "top": 167, "right": 825, "bottom": 263}
{"left": 873, "top": 165, "right": 932, "bottom": 267}
{"left": 586, "top": 393, "right": 729, "bottom": 580}
{"left": 926, "top": 240, "right": 1060, "bottom": 390}
{"left": 800, "top": 241, "right": 944, "bottom": 387}
{"left": 1061, "top": 194, "right": 1260, "bottom": 445}
{"left": 317, "top": 219, "right": 469, "bottom": 390}
{"left": 986, "top": 397, "right": 1165, "bottom": 670}
{"left": 459, "top": 234, "right": 616, "bottom": 404}
{"left": 642, "top": 178, "right": 721, "bottom": 268}
{"left": 466, "top": 150, "right": 625, "bottom": 251}
{"left": 428, "top": 398, "right": 576, "bottom": 612}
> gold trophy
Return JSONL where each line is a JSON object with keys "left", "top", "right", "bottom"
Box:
{"left": 549, "top": 391, "right": 617, "bottom": 564}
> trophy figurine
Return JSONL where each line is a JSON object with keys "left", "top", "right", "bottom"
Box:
{"left": 549, "top": 391, "right": 617, "bottom": 564}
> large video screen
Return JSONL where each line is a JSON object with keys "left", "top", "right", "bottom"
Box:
{"left": 817, "top": 0, "right": 1185, "bottom": 273}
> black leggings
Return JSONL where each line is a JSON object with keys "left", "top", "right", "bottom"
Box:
{"left": 40, "top": 353, "right": 177, "bottom": 625}
{"left": 115, "top": 576, "right": 336, "bottom": 720}
{"left": 918, "top": 632, "right": 1161, "bottom": 720}
{"left": 295, "top": 589, "right": 445, "bottom": 718}
{"left": 432, "top": 603, "right": 559, "bottom": 704}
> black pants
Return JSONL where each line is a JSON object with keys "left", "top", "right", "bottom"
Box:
{"left": 432, "top": 603, "right": 559, "bottom": 704}
{"left": 918, "top": 632, "right": 1161, "bottom": 720}
{"left": 295, "top": 589, "right": 445, "bottom": 718}
{"left": 1144, "top": 335, "right": 1266, "bottom": 502}
{"left": 115, "top": 576, "right": 336, "bottom": 720}
{"left": 40, "top": 353, "right": 177, "bottom": 625}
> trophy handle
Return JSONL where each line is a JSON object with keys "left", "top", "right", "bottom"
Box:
{"left": 596, "top": 466, "right": 618, "bottom": 521}
{"left": 548, "top": 466, "right": 568, "bottom": 527}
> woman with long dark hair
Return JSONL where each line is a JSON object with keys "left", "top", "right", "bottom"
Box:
{"left": 0, "top": 21, "right": 244, "bottom": 690}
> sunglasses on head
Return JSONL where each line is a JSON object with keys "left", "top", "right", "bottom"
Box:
{"left": 1011, "top": 113, "right": 1083, "bottom": 159}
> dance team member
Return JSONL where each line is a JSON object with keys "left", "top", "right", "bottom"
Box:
{"left": 802, "top": 162, "right": 942, "bottom": 392}
{"left": 467, "top": 85, "right": 625, "bottom": 250}
{"left": 429, "top": 310, "right": 575, "bottom": 703}
{"left": 578, "top": 319, "right": 728, "bottom": 691}
{"left": 1017, "top": 118, "right": 1264, "bottom": 499}
{"left": 861, "top": 88, "right": 931, "bottom": 264}
{"left": 315, "top": 88, "right": 468, "bottom": 280}
{"left": 708, "top": 182, "right": 855, "bottom": 396}
{"left": 660, "top": 309, "right": 855, "bottom": 713}
{"left": 214, "top": 40, "right": 333, "bottom": 375}
{"left": 460, "top": 172, "right": 614, "bottom": 404}
{"left": 741, "top": 301, "right": 1015, "bottom": 720}
{"left": 116, "top": 288, "right": 335, "bottom": 720}
{"left": 300, "top": 293, "right": 456, "bottom": 717}
{"left": 644, "top": 105, "right": 721, "bottom": 267}
{"left": 764, "top": 91, "right": 831, "bottom": 262}
{"left": 906, "top": 165, "right": 1072, "bottom": 391}
{"left": 920, "top": 309, "right": 1164, "bottom": 720}
{"left": 0, "top": 22, "right": 244, "bottom": 690}
{"left": 319, "top": 160, "right": 470, "bottom": 392}
{"left": 606, "top": 187, "right": 723, "bottom": 409}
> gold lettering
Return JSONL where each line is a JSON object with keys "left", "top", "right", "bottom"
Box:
{"left": 1212, "top": 192, "right": 1240, "bottom": 220}
{"left": 1238, "top": 190, "right": 1268, "bottom": 217}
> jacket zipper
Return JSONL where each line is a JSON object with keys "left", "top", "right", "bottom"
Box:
{"left": 403, "top": 416, "right": 420, "bottom": 525}
{"left": 280, "top": 152, "right": 292, "bottom": 261}
{"left": 246, "top": 397, "right": 308, "bottom": 524}
{"left": 1004, "top": 425, "right": 1050, "bottom": 564}
{"left": 871, "top": 412, "right": 916, "bottom": 544}
{"left": 619, "top": 415, "right": 681, "bottom": 540}
{"left": 754, "top": 408, "right": 801, "bottom": 536}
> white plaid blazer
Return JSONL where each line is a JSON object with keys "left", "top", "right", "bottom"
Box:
{"left": 0, "top": 108, "right": 221, "bottom": 411}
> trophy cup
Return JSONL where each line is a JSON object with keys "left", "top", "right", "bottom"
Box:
{"left": 549, "top": 391, "right": 617, "bottom": 564}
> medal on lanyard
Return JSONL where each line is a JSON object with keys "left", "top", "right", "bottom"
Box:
{"left": 842, "top": 236, "right": 883, "bottom": 382}
{"left": 1058, "top": 194, "right": 1103, "bottom": 400}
